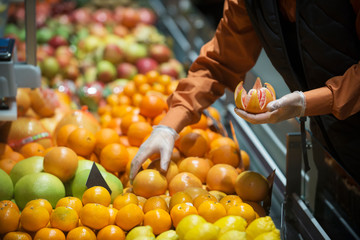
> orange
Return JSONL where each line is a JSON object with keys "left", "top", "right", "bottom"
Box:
{"left": 120, "top": 113, "right": 146, "bottom": 135}
{"left": 220, "top": 195, "right": 243, "bottom": 211}
{"left": 106, "top": 94, "right": 119, "bottom": 106}
{"left": 111, "top": 105, "right": 133, "bottom": 118}
{"left": 234, "top": 171, "right": 269, "bottom": 202}
{"left": 43, "top": 146, "right": 78, "bottom": 182}
{"left": 145, "top": 70, "right": 160, "bottom": 84}
{"left": 193, "top": 193, "right": 218, "bottom": 209}
{"left": 97, "top": 104, "right": 112, "bottom": 116}
{"left": 0, "top": 200, "right": 20, "bottom": 212}
{"left": 139, "top": 94, "right": 167, "bottom": 119}
{"left": 147, "top": 159, "right": 179, "bottom": 183}
{"left": 66, "top": 128, "right": 96, "bottom": 157}
{"left": 197, "top": 200, "right": 227, "bottom": 223}
{"left": 125, "top": 147, "right": 139, "bottom": 176}
{"left": 55, "top": 124, "right": 77, "bottom": 147}
{"left": 206, "top": 164, "right": 238, "bottom": 194}
{"left": 244, "top": 201, "right": 266, "bottom": 217}
{"left": 82, "top": 186, "right": 111, "bottom": 207}
{"left": 132, "top": 93, "right": 143, "bottom": 107}
{"left": 100, "top": 143, "right": 129, "bottom": 173}
{"left": 166, "top": 80, "right": 179, "bottom": 95}
{"left": 127, "top": 121, "right": 152, "bottom": 147}
{"left": 0, "top": 205, "right": 20, "bottom": 234}
{"left": 50, "top": 206, "right": 79, "bottom": 232}
{"left": 33, "top": 227, "right": 66, "bottom": 240}
{"left": 174, "top": 125, "right": 192, "bottom": 148}
{"left": 113, "top": 193, "right": 139, "bottom": 210}
{"left": 208, "top": 145, "right": 241, "bottom": 168}
{"left": 118, "top": 94, "right": 131, "bottom": 106}
{"left": 190, "top": 114, "right": 208, "bottom": 130}
{"left": 79, "top": 203, "right": 110, "bottom": 230}
{"left": 177, "top": 157, "right": 213, "bottom": 183}
{"left": 25, "top": 199, "right": 53, "bottom": 216}
{"left": 118, "top": 136, "right": 130, "bottom": 147}
{"left": 168, "top": 191, "right": 193, "bottom": 211}
{"left": 227, "top": 202, "right": 256, "bottom": 224}
{"left": 132, "top": 169, "right": 168, "bottom": 198}
{"left": 157, "top": 74, "right": 171, "bottom": 86}
{"left": 170, "top": 203, "right": 198, "bottom": 227}
{"left": 66, "top": 226, "right": 96, "bottom": 240}
{"left": 0, "top": 143, "right": 13, "bottom": 157}
{"left": 99, "top": 114, "right": 112, "bottom": 128}
{"left": 138, "top": 83, "right": 152, "bottom": 95}
{"left": 240, "top": 150, "right": 250, "bottom": 170}
{"left": 20, "top": 206, "right": 50, "bottom": 232}
{"left": 152, "top": 112, "right": 166, "bottom": 125}
{"left": 5, "top": 152, "right": 25, "bottom": 163}
{"left": 133, "top": 74, "right": 148, "bottom": 87}
{"left": 56, "top": 197, "right": 83, "bottom": 215}
{"left": 123, "top": 81, "right": 136, "bottom": 97}
{"left": 137, "top": 196, "right": 147, "bottom": 210}
{"left": 19, "top": 142, "right": 45, "bottom": 158}
{"left": 207, "top": 106, "right": 221, "bottom": 122}
{"left": 152, "top": 82, "right": 166, "bottom": 94}
{"left": 115, "top": 203, "right": 144, "bottom": 231}
{"left": 168, "top": 172, "right": 202, "bottom": 196}
{"left": 210, "top": 137, "right": 238, "bottom": 150}
{"left": 142, "top": 196, "right": 169, "bottom": 213}
{"left": 97, "top": 225, "right": 125, "bottom": 240}
{"left": 178, "top": 131, "right": 208, "bottom": 157}
{"left": 94, "top": 128, "right": 120, "bottom": 156}
{"left": 0, "top": 158, "right": 17, "bottom": 174}
{"left": 108, "top": 207, "right": 118, "bottom": 225}
{"left": 3, "top": 231, "right": 32, "bottom": 240}
{"left": 183, "top": 187, "right": 209, "bottom": 200}
{"left": 144, "top": 209, "right": 172, "bottom": 235}
{"left": 206, "top": 129, "right": 221, "bottom": 143}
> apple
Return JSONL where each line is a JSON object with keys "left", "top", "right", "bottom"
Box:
{"left": 97, "top": 60, "right": 117, "bottom": 83}
{"left": 124, "top": 42, "right": 148, "bottom": 63}
{"left": 37, "top": 27, "right": 54, "bottom": 44}
{"left": 92, "top": 8, "right": 113, "bottom": 24}
{"left": 121, "top": 7, "right": 140, "bottom": 28}
{"left": 71, "top": 7, "right": 92, "bottom": 25}
{"left": 63, "top": 64, "right": 80, "bottom": 81}
{"left": 158, "top": 62, "right": 179, "bottom": 79}
{"left": 138, "top": 8, "right": 157, "bottom": 25}
{"left": 90, "top": 23, "right": 108, "bottom": 37}
{"left": 136, "top": 57, "right": 158, "bottom": 74}
{"left": 40, "top": 56, "right": 60, "bottom": 79}
{"left": 117, "top": 62, "right": 138, "bottom": 79}
{"left": 48, "top": 35, "right": 68, "bottom": 49}
{"left": 113, "top": 25, "right": 129, "bottom": 37}
{"left": 149, "top": 43, "right": 172, "bottom": 63}
{"left": 82, "top": 35, "right": 101, "bottom": 53}
{"left": 55, "top": 45, "right": 73, "bottom": 58}
{"left": 113, "top": 6, "right": 125, "bottom": 23}
{"left": 102, "top": 43, "right": 123, "bottom": 65}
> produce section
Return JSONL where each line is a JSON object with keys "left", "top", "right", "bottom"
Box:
{"left": 0, "top": 0, "right": 359, "bottom": 239}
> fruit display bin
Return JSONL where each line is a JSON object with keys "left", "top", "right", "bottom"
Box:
{"left": 0, "top": 0, "right": 359, "bottom": 239}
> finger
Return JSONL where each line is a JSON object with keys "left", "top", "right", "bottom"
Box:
{"left": 267, "top": 99, "right": 281, "bottom": 111}
{"left": 159, "top": 148, "right": 173, "bottom": 172}
{"left": 129, "top": 149, "right": 153, "bottom": 181}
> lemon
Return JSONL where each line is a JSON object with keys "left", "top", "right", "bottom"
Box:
{"left": 132, "top": 237, "right": 156, "bottom": 240}
{"left": 126, "top": 226, "right": 155, "bottom": 240}
{"left": 156, "top": 230, "right": 179, "bottom": 240}
{"left": 245, "top": 216, "right": 277, "bottom": 240}
{"left": 254, "top": 229, "right": 281, "bottom": 240}
{"left": 214, "top": 215, "right": 247, "bottom": 235}
{"left": 218, "top": 230, "right": 247, "bottom": 240}
{"left": 183, "top": 222, "right": 220, "bottom": 240}
{"left": 176, "top": 214, "right": 206, "bottom": 239}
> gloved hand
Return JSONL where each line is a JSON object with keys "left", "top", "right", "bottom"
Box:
{"left": 129, "top": 125, "right": 179, "bottom": 181}
{"left": 234, "top": 91, "right": 306, "bottom": 124}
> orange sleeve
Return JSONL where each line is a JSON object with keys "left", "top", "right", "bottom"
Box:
{"left": 304, "top": 62, "right": 360, "bottom": 120}
{"left": 160, "top": 0, "right": 262, "bottom": 132}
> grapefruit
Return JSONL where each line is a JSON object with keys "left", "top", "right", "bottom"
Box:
{"left": 0, "top": 168, "right": 13, "bottom": 200}
{"left": 9, "top": 156, "right": 44, "bottom": 186}
{"left": 14, "top": 172, "right": 65, "bottom": 209}
{"left": 235, "top": 171, "right": 269, "bottom": 202}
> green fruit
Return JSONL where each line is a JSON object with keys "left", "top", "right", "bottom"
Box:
{"left": 214, "top": 215, "right": 247, "bottom": 235}
{"left": 126, "top": 226, "right": 155, "bottom": 240}
{"left": 156, "top": 230, "right": 179, "bottom": 240}
{"left": 218, "top": 230, "right": 247, "bottom": 240}
{"left": 71, "top": 169, "right": 123, "bottom": 203}
{"left": 37, "top": 27, "right": 53, "bottom": 44}
{"left": 183, "top": 222, "right": 220, "bottom": 240}
{"left": 0, "top": 168, "right": 13, "bottom": 200}
{"left": 176, "top": 214, "right": 206, "bottom": 240}
{"left": 14, "top": 172, "right": 65, "bottom": 209}
{"left": 76, "top": 160, "right": 106, "bottom": 175}
{"left": 9, "top": 156, "right": 44, "bottom": 186}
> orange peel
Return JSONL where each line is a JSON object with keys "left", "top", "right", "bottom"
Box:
{"left": 234, "top": 78, "right": 276, "bottom": 114}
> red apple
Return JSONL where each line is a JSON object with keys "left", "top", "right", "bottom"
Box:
{"left": 90, "top": 23, "right": 108, "bottom": 37}
{"left": 117, "top": 62, "right": 138, "bottom": 79}
{"left": 138, "top": 8, "right": 157, "bottom": 25}
{"left": 113, "top": 25, "right": 129, "bottom": 37}
{"left": 102, "top": 43, "right": 123, "bottom": 65}
{"left": 63, "top": 64, "right": 80, "bottom": 81}
{"left": 158, "top": 59, "right": 183, "bottom": 79}
{"left": 149, "top": 44, "right": 172, "bottom": 63}
{"left": 92, "top": 9, "right": 113, "bottom": 24}
{"left": 48, "top": 35, "right": 68, "bottom": 49}
{"left": 121, "top": 7, "right": 140, "bottom": 28}
{"left": 136, "top": 57, "right": 158, "bottom": 74}
{"left": 71, "top": 8, "right": 92, "bottom": 25}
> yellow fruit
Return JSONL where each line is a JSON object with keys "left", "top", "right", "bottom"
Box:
{"left": 213, "top": 215, "right": 247, "bottom": 235}
{"left": 254, "top": 229, "right": 281, "bottom": 240}
{"left": 156, "top": 230, "right": 179, "bottom": 240}
{"left": 245, "top": 216, "right": 277, "bottom": 240}
{"left": 218, "top": 230, "right": 247, "bottom": 240}
{"left": 176, "top": 214, "right": 206, "bottom": 239}
{"left": 183, "top": 222, "right": 220, "bottom": 240}
{"left": 125, "top": 225, "right": 155, "bottom": 240}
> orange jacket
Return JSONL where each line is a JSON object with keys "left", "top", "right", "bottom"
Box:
{"left": 160, "top": 0, "right": 360, "bottom": 133}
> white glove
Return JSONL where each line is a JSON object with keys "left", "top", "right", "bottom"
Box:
{"left": 234, "top": 91, "right": 306, "bottom": 124}
{"left": 129, "top": 125, "right": 179, "bottom": 181}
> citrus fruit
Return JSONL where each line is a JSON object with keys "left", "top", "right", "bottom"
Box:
{"left": 125, "top": 225, "right": 155, "bottom": 240}
{"left": 0, "top": 205, "right": 20, "bottom": 234}
{"left": 254, "top": 229, "right": 281, "bottom": 240}
{"left": 9, "top": 156, "right": 43, "bottom": 186}
{"left": 82, "top": 186, "right": 111, "bottom": 207}
{"left": 0, "top": 168, "right": 13, "bottom": 201}
{"left": 67, "top": 127, "right": 96, "bottom": 157}
{"left": 227, "top": 202, "right": 257, "bottom": 224}
{"left": 197, "top": 200, "right": 227, "bottom": 223}
{"left": 144, "top": 208, "right": 172, "bottom": 235}
{"left": 43, "top": 146, "right": 78, "bottom": 182}
{"left": 132, "top": 169, "right": 168, "bottom": 198}
{"left": 0, "top": 158, "right": 17, "bottom": 174}
{"left": 206, "top": 164, "right": 238, "bottom": 194}
{"left": 75, "top": 159, "right": 106, "bottom": 174}
{"left": 183, "top": 222, "right": 220, "bottom": 240}
{"left": 115, "top": 203, "right": 144, "bottom": 231}
{"left": 55, "top": 124, "right": 77, "bottom": 147}
{"left": 19, "top": 142, "right": 46, "bottom": 158}
{"left": 66, "top": 226, "right": 97, "bottom": 240}
{"left": 235, "top": 171, "right": 269, "bottom": 202}
{"left": 3, "top": 231, "right": 32, "bottom": 240}
{"left": 56, "top": 196, "right": 83, "bottom": 215}
{"left": 33, "top": 227, "right": 66, "bottom": 240}
{"left": 175, "top": 214, "right": 206, "bottom": 239}
{"left": 178, "top": 131, "right": 208, "bottom": 157}
{"left": 169, "top": 191, "right": 193, "bottom": 211}
{"left": 50, "top": 206, "right": 79, "bottom": 232}
{"left": 170, "top": 203, "right": 198, "bottom": 227}
{"left": 100, "top": 143, "right": 129, "bottom": 173}
{"left": 139, "top": 94, "right": 168, "bottom": 118}
{"left": 177, "top": 157, "right": 213, "bottom": 183}
{"left": 219, "top": 195, "right": 243, "bottom": 211}
{"left": 208, "top": 145, "right": 241, "bottom": 168}
{"left": 214, "top": 215, "right": 247, "bottom": 235}
{"left": 234, "top": 78, "right": 276, "bottom": 113}
{"left": 193, "top": 193, "right": 218, "bottom": 209}
{"left": 94, "top": 128, "right": 121, "bottom": 155}
{"left": 245, "top": 216, "right": 277, "bottom": 239}
{"left": 108, "top": 206, "right": 118, "bottom": 225}
{"left": 168, "top": 172, "right": 202, "bottom": 196}
{"left": 143, "top": 196, "right": 169, "bottom": 213}
{"left": 113, "top": 192, "right": 139, "bottom": 210}
{"left": 14, "top": 172, "right": 65, "bottom": 209}
{"left": 218, "top": 230, "right": 247, "bottom": 240}
{"left": 127, "top": 121, "right": 153, "bottom": 147}
{"left": 208, "top": 190, "right": 227, "bottom": 202}
{"left": 25, "top": 198, "right": 53, "bottom": 216}
{"left": 79, "top": 203, "right": 110, "bottom": 230}
{"left": 20, "top": 206, "right": 50, "bottom": 232}
{"left": 97, "top": 224, "right": 125, "bottom": 240}
{"left": 183, "top": 187, "right": 209, "bottom": 200}
{"left": 147, "top": 159, "right": 179, "bottom": 183}
{"left": 156, "top": 229, "right": 179, "bottom": 240}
